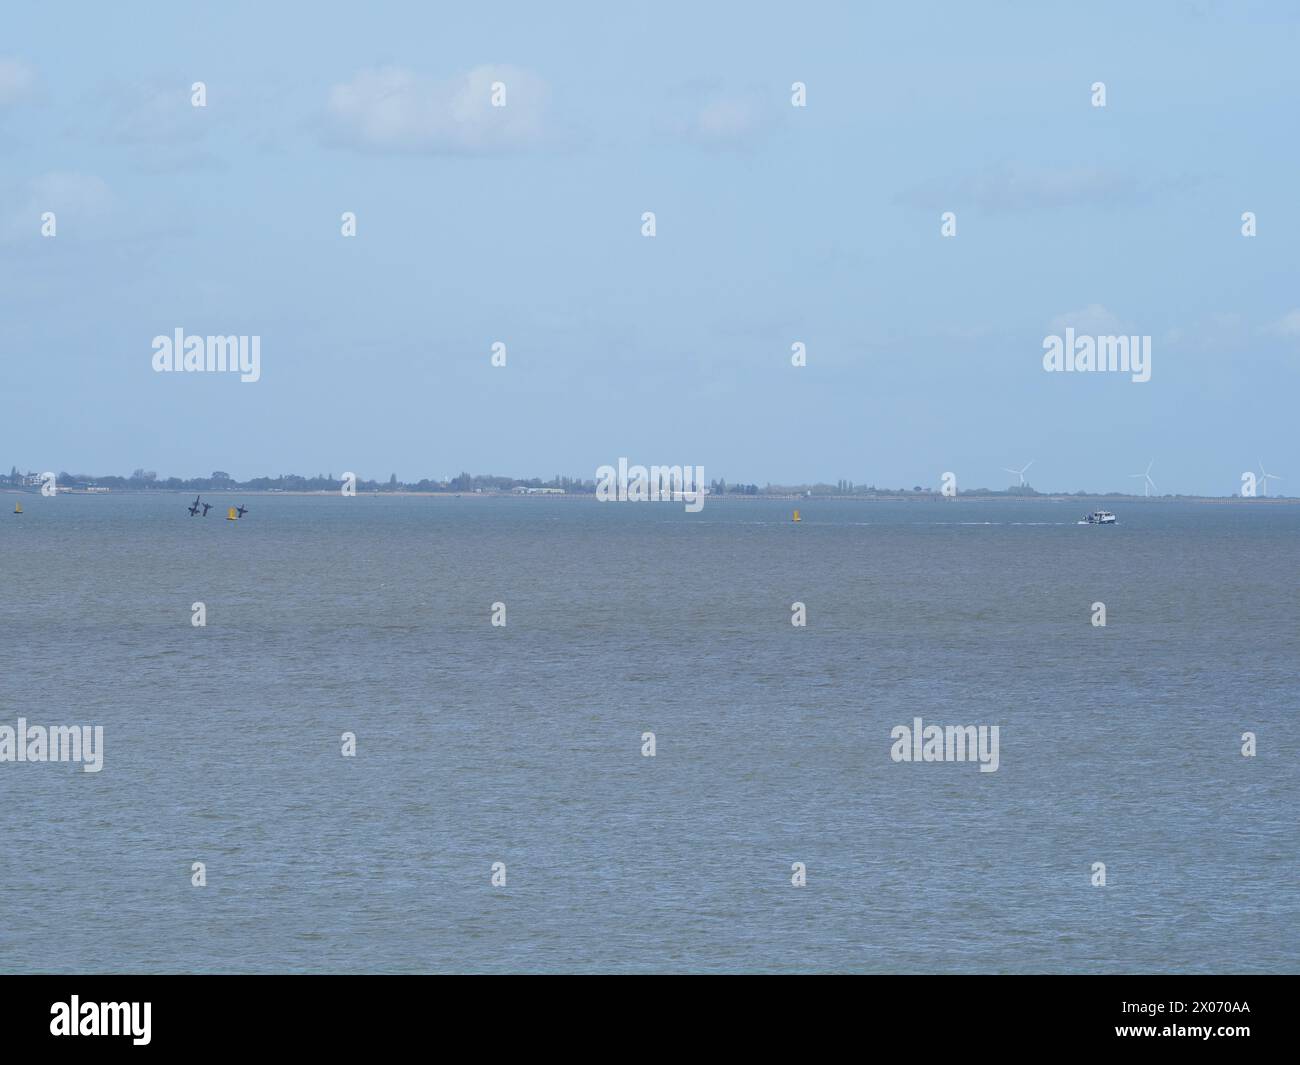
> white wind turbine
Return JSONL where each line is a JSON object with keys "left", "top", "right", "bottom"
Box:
{"left": 1002, "top": 460, "right": 1034, "bottom": 487}
{"left": 1258, "top": 460, "right": 1282, "bottom": 497}
{"left": 1129, "top": 460, "right": 1157, "bottom": 497}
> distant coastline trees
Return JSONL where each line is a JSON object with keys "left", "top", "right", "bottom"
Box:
{"left": 0, "top": 464, "right": 1227, "bottom": 498}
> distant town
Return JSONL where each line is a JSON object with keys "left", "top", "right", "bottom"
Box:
{"left": 1, "top": 466, "right": 1290, "bottom": 500}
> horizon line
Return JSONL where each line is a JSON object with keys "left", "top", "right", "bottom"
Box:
{"left": 1, "top": 467, "right": 1290, "bottom": 501}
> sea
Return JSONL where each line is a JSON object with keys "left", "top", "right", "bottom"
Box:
{"left": 2, "top": 493, "right": 1296, "bottom": 973}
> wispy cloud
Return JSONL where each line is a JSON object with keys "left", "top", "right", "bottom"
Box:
{"left": 90, "top": 79, "right": 215, "bottom": 149}
{"left": 1048, "top": 304, "right": 1130, "bottom": 336}
{"left": 899, "top": 163, "right": 1196, "bottom": 212}
{"left": 326, "top": 64, "right": 549, "bottom": 154}
{"left": 63, "top": 76, "right": 299, "bottom": 171}
{"left": 1162, "top": 312, "right": 1248, "bottom": 352}
{"left": 0, "top": 57, "right": 36, "bottom": 107}
{"left": 2, "top": 172, "right": 112, "bottom": 241}
{"left": 1269, "top": 310, "right": 1300, "bottom": 338}
{"left": 676, "top": 88, "right": 774, "bottom": 150}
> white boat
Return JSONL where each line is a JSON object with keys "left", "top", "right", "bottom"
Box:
{"left": 1079, "top": 511, "right": 1117, "bottom": 525}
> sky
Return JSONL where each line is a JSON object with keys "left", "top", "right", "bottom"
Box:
{"left": 1, "top": 0, "right": 1297, "bottom": 494}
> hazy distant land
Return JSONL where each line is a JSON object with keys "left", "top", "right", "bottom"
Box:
{"left": 2, "top": 467, "right": 1290, "bottom": 502}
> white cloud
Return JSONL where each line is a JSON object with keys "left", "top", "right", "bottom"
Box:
{"left": 0, "top": 58, "right": 36, "bottom": 107}
{"left": 326, "top": 65, "right": 548, "bottom": 154}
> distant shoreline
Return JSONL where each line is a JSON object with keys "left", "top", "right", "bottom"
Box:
{"left": 3, "top": 487, "right": 1294, "bottom": 505}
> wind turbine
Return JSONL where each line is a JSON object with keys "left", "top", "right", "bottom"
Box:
{"left": 1002, "top": 460, "right": 1034, "bottom": 487}
{"left": 1259, "top": 460, "right": 1282, "bottom": 497}
{"left": 1129, "top": 460, "right": 1157, "bottom": 497}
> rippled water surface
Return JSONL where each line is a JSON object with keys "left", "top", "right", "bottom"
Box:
{"left": 2, "top": 494, "right": 1296, "bottom": 972}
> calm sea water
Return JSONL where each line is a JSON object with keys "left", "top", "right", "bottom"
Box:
{"left": 2, "top": 493, "right": 1296, "bottom": 973}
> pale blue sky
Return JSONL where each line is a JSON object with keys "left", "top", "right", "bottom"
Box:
{"left": 2, "top": 1, "right": 1297, "bottom": 494}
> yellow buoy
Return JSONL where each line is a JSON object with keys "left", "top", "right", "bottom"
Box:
{"left": 792, "top": 509, "right": 801, "bottom": 522}
{"left": 13, "top": 502, "right": 22, "bottom": 514}
{"left": 226, "top": 506, "right": 238, "bottom": 521}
